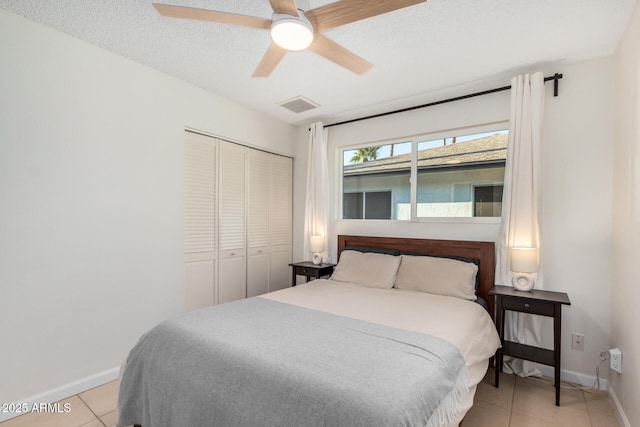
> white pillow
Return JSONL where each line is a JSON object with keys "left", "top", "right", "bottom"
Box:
{"left": 394, "top": 255, "right": 478, "bottom": 300}
{"left": 330, "top": 250, "right": 401, "bottom": 289}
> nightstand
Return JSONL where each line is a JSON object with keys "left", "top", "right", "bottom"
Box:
{"left": 490, "top": 285, "right": 571, "bottom": 406}
{"left": 289, "top": 261, "right": 336, "bottom": 286}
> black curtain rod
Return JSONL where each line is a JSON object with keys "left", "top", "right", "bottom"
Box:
{"left": 316, "top": 73, "right": 563, "bottom": 130}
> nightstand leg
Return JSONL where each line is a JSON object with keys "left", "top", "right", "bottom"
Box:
{"left": 494, "top": 297, "right": 504, "bottom": 388}
{"left": 554, "top": 304, "right": 562, "bottom": 406}
{"left": 494, "top": 353, "right": 500, "bottom": 387}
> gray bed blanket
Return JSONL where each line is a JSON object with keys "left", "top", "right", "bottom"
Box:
{"left": 117, "top": 297, "right": 467, "bottom": 427}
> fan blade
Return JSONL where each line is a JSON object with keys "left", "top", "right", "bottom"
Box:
{"left": 269, "top": 0, "right": 299, "bottom": 16}
{"left": 305, "top": 0, "right": 426, "bottom": 32}
{"left": 153, "top": 3, "right": 271, "bottom": 29}
{"left": 253, "top": 42, "right": 288, "bottom": 77}
{"left": 308, "top": 33, "right": 372, "bottom": 75}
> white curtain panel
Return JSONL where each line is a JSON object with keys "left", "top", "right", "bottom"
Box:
{"left": 496, "top": 72, "right": 545, "bottom": 376}
{"left": 303, "top": 122, "right": 330, "bottom": 263}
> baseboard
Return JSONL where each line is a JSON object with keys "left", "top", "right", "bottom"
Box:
{"left": 535, "top": 364, "right": 608, "bottom": 391}
{"left": 0, "top": 366, "right": 120, "bottom": 423}
{"left": 609, "top": 386, "right": 631, "bottom": 427}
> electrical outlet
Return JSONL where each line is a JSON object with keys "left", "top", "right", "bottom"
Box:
{"left": 610, "top": 348, "right": 622, "bottom": 374}
{"left": 571, "top": 333, "right": 585, "bottom": 351}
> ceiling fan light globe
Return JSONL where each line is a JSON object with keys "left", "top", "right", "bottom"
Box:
{"left": 271, "top": 13, "right": 314, "bottom": 51}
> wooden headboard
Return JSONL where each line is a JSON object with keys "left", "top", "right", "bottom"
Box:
{"left": 337, "top": 235, "right": 496, "bottom": 318}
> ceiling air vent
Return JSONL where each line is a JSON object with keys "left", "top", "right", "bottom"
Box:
{"left": 278, "top": 96, "right": 320, "bottom": 114}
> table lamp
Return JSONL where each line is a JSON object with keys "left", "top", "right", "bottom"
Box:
{"left": 510, "top": 247, "right": 537, "bottom": 291}
{"left": 310, "top": 235, "right": 325, "bottom": 265}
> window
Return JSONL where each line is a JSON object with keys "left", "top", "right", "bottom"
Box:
{"left": 343, "top": 191, "right": 392, "bottom": 219}
{"left": 343, "top": 142, "right": 411, "bottom": 220}
{"left": 342, "top": 129, "right": 507, "bottom": 220}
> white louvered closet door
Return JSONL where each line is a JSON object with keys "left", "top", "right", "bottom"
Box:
{"left": 247, "top": 149, "right": 271, "bottom": 297}
{"left": 184, "top": 132, "right": 217, "bottom": 311}
{"left": 269, "top": 154, "right": 293, "bottom": 292}
{"left": 218, "top": 142, "right": 247, "bottom": 304}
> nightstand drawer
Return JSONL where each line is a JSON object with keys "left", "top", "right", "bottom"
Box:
{"left": 296, "top": 266, "right": 316, "bottom": 276}
{"left": 502, "top": 297, "right": 554, "bottom": 316}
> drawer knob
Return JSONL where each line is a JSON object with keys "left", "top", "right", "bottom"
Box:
{"left": 524, "top": 303, "right": 530, "bottom": 308}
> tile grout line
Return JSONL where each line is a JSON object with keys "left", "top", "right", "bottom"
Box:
{"left": 76, "top": 394, "right": 107, "bottom": 427}
{"left": 507, "top": 373, "right": 515, "bottom": 426}
{"left": 582, "top": 389, "right": 596, "bottom": 427}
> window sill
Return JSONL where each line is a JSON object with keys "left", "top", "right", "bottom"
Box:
{"left": 338, "top": 217, "right": 501, "bottom": 224}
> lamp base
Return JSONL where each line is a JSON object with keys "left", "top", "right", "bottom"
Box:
{"left": 512, "top": 273, "right": 535, "bottom": 291}
{"left": 312, "top": 252, "right": 322, "bottom": 265}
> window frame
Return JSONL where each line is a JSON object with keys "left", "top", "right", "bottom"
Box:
{"left": 338, "top": 122, "right": 508, "bottom": 224}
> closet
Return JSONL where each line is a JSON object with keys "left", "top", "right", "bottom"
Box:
{"left": 183, "top": 131, "right": 292, "bottom": 311}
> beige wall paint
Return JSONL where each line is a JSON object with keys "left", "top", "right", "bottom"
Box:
{"left": 612, "top": 1, "right": 640, "bottom": 424}
{"left": 0, "top": 9, "right": 296, "bottom": 413}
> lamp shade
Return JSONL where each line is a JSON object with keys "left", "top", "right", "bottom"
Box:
{"left": 510, "top": 247, "right": 538, "bottom": 273}
{"left": 271, "top": 13, "right": 314, "bottom": 51}
{"left": 309, "top": 235, "right": 325, "bottom": 253}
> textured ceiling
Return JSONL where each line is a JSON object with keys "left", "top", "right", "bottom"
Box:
{"left": 0, "top": 0, "right": 637, "bottom": 126}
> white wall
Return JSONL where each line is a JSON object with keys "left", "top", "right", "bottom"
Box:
{"left": 540, "top": 57, "right": 614, "bottom": 380}
{"left": 611, "top": 1, "right": 640, "bottom": 424}
{"left": 294, "top": 57, "right": 615, "bottom": 383}
{"left": 0, "top": 9, "right": 296, "bottom": 413}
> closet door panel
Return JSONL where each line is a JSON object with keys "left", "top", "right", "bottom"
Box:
{"left": 219, "top": 254, "right": 246, "bottom": 304}
{"left": 185, "top": 133, "right": 216, "bottom": 254}
{"left": 185, "top": 253, "right": 216, "bottom": 310}
{"left": 270, "top": 155, "right": 292, "bottom": 247}
{"left": 219, "top": 143, "right": 246, "bottom": 251}
{"left": 247, "top": 150, "right": 271, "bottom": 249}
{"left": 247, "top": 247, "right": 269, "bottom": 297}
{"left": 269, "top": 155, "right": 292, "bottom": 291}
{"left": 269, "top": 246, "right": 290, "bottom": 292}
{"left": 218, "top": 142, "right": 247, "bottom": 304}
{"left": 184, "top": 132, "right": 217, "bottom": 311}
{"left": 247, "top": 149, "right": 271, "bottom": 297}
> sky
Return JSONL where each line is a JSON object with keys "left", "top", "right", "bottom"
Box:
{"left": 343, "top": 129, "right": 508, "bottom": 166}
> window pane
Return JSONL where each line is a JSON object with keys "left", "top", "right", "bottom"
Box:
{"left": 343, "top": 192, "right": 363, "bottom": 219}
{"left": 416, "top": 131, "right": 507, "bottom": 218}
{"left": 364, "top": 191, "right": 391, "bottom": 219}
{"left": 343, "top": 142, "right": 411, "bottom": 220}
{"left": 474, "top": 185, "right": 504, "bottom": 217}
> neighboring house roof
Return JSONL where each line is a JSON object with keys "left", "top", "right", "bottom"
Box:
{"left": 344, "top": 134, "right": 508, "bottom": 176}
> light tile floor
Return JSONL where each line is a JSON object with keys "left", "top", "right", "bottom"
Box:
{"left": 0, "top": 368, "right": 623, "bottom": 427}
{"left": 463, "top": 368, "right": 623, "bottom": 427}
{"left": 0, "top": 380, "right": 118, "bottom": 427}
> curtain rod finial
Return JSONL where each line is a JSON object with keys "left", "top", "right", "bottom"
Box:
{"left": 553, "top": 73, "right": 562, "bottom": 97}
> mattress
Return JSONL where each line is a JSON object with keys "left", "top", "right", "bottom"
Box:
{"left": 261, "top": 279, "right": 501, "bottom": 426}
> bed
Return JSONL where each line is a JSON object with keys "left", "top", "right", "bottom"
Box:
{"left": 117, "top": 235, "right": 500, "bottom": 427}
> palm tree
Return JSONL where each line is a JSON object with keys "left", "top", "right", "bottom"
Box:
{"left": 349, "top": 146, "right": 380, "bottom": 163}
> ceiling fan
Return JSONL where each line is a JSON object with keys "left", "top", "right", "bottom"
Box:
{"left": 152, "top": 0, "right": 426, "bottom": 77}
